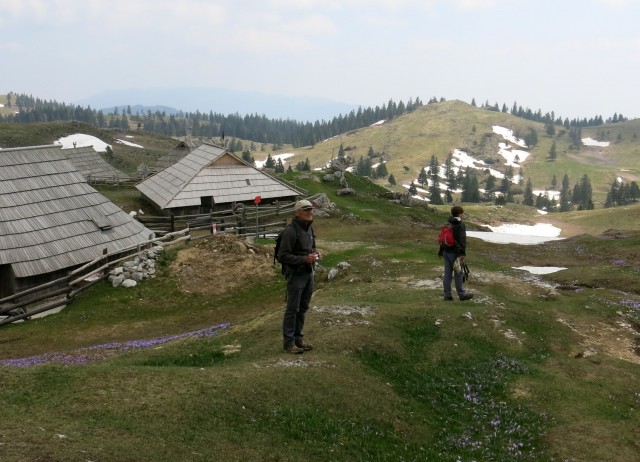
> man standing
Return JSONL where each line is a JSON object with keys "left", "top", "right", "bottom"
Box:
{"left": 438, "top": 205, "right": 474, "bottom": 301}
{"left": 277, "top": 200, "right": 319, "bottom": 354}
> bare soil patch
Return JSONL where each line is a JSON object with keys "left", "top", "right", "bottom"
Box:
{"left": 168, "top": 235, "right": 277, "bottom": 296}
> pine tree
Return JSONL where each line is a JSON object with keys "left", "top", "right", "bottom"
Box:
{"left": 484, "top": 174, "right": 496, "bottom": 201}
{"left": 388, "top": 174, "right": 396, "bottom": 186}
{"left": 548, "top": 141, "right": 557, "bottom": 161}
{"left": 264, "top": 153, "right": 276, "bottom": 169}
{"left": 417, "top": 167, "right": 428, "bottom": 186}
{"left": 444, "top": 152, "right": 456, "bottom": 190}
{"left": 376, "top": 162, "right": 388, "bottom": 179}
{"left": 559, "top": 174, "right": 572, "bottom": 212}
{"left": 408, "top": 182, "right": 417, "bottom": 195}
{"left": 523, "top": 178, "right": 534, "bottom": 206}
{"left": 242, "top": 150, "right": 254, "bottom": 165}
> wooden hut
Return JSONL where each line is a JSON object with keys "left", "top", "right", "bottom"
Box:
{"left": 0, "top": 144, "right": 154, "bottom": 299}
{"left": 135, "top": 142, "right": 302, "bottom": 215}
{"left": 61, "top": 145, "right": 130, "bottom": 183}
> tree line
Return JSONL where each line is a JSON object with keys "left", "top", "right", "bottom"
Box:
{"left": 2, "top": 92, "right": 629, "bottom": 150}
{"left": 404, "top": 151, "right": 638, "bottom": 211}
{"left": 1, "top": 92, "right": 423, "bottom": 148}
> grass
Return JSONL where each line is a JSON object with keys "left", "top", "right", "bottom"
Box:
{"left": 1, "top": 173, "right": 640, "bottom": 461}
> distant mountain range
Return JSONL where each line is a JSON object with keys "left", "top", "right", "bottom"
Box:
{"left": 74, "top": 87, "right": 357, "bottom": 122}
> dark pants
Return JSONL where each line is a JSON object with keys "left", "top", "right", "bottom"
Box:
{"left": 443, "top": 250, "right": 467, "bottom": 299}
{"left": 283, "top": 270, "right": 314, "bottom": 347}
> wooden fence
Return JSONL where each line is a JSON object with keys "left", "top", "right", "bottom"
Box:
{"left": 0, "top": 215, "right": 289, "bottom": 327}
{"left": 137, "top": 200, "right": 298, "bottom": 236}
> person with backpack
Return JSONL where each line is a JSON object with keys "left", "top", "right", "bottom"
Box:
{"left": 438, "top": 205, "right": 474, "bottom": 301}
{"left": 276, "top": 200, "right": 320, "bottom": 354}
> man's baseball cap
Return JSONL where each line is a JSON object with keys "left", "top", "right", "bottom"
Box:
{"left": 294, "top": 200, "right": 314, "bottom": 211}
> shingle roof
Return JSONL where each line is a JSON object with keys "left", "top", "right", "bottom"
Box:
{"left": 0, "top": 144, "right": 153, "bottom": 278}
{"left": 136, "top": 142, "right": 301, "bottom": 210}
{"left": 61, "top": 146, "right": 130, "bottom": 180}
{"left": 154, "top": 139, "right": 203, "bottom": 171}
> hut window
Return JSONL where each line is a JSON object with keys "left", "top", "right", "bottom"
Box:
{"left": 245, "top": 179, "right": 252, "bottom": 185}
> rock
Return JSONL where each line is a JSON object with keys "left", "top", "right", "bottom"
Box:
{"left": 109, "top": 275, "right": 124, "bottom": 287}
{"left": 336, "top": 188, "right": 356, "bottom": 196}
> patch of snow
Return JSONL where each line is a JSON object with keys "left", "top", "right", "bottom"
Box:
{"left": 537, "top": 209, "right": 548, "bottom": 215}
{"left": 370, "top": 119, "right": 386, "bottom": 126}
{"left": 255, "top": 153, "right": 295, "bottom": 169}
{"left": 533, "top": 189, "right": 560, "bottom": 201}
{"left": 513, "top": 266, "right": 567, "bottom": 275}
{"left": 582, "top": 138, "right": 609, "bottom": 147}
{"left": 469, "top": 222, "right": 563, "bottom": 245}
{"left": 497, "top": 142, "right": 529, "bottom": 167}
{"left": 485, "top": 223, "right": 561, "bottom": 237}
{"left": 116, "top": 138, "right": 144, "bottom": 148}
{"left": 493, "top": 126, "right": 527, "bottom": 148}
{"left": 0, "top": 103, "right": 4, "bottom": 108}
{"left": 56, "top": 133, "right": 111, "bottom": 152}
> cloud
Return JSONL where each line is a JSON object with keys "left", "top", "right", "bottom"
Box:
{"left": 0, "top": 0, "right": 226, "bottom": 27}
{"left": 594, "top": 0, "right": 638, "bottom": 6}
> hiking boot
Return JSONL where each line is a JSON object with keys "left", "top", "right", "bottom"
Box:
{"left": 284, "top": 344, "right": 304, "bottom": 354}
{"left": 295, "top": 340, "right": 314, "bottom": 351}
{"left": 443, "top": 296, "right": 454, "bottom": 301}
{"left": 460, "top": 293, "right": 474, "bottom": 301}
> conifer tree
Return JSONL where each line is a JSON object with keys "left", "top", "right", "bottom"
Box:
{"left": 484, "top": 174, "right": 496, "bottom": 202}
{"left": 417, "top": 167, "right": 428, "bottom": 186}
{"left": 559, "top": 174, "right": 572, "bottom": 212}
{"left": 376, "top": 161, "right": 388, "bottom": 179}
{"left": 408, "top": 182, "right": 418, "bottom": 195}
{"left": 388, "top": 174, "right": 396, "bottom": 186}
{"left": 523, "top": 178, "right": 534, "bottom": 206}
{"left": 548, "top": 141, "right": 557, "bottom": 161}
{"left": 444, "top": 152, "right": 456, "bottom": 190}
{"left": 264, "top": 153, "right": 276, "bottom": 169}
{"left": 242, "top": 150, "right": 254, "bottom": 165}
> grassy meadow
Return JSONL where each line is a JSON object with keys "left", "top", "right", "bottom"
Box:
{"left": 1, "top": 174, "right": 639, "bottom": 461}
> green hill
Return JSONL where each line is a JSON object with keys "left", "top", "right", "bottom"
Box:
{"left": 270, "top": 100, "right": 640, "bottom": 205}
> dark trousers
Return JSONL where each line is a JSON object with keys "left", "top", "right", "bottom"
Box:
{"left": 443, "top": 250, "right": 467, "bottom": 298}
{"left": 283, "top": 270, "right": 314, "bottom": 347}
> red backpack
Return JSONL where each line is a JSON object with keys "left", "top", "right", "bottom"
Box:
{"left": 438, "top": 223, "right": 456, "bottom": 248}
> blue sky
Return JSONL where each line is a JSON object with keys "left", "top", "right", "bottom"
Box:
{"left": 2, "top": 0, "right": 639, "bottom": 120}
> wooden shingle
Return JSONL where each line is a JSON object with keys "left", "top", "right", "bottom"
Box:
{"left": 0, "top": 144, "right": 153, "bottom": 279}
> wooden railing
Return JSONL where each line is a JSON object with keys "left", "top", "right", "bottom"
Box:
{"left": 0, "top": 217, "right": 288, "bottom": 326}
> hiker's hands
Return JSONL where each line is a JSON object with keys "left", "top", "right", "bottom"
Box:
{"left": 305, "top": 252, "right": 320, "bottom": 264}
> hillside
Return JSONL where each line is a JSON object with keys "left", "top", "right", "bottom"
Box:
{"left": 2, "top": 95, "right": 639, "bottom": 208}
{"left": 0, "top": 120, "right": 179, "bottom": 174}
{"left": 267, "top": 100, "right": 640, "bottom": 205}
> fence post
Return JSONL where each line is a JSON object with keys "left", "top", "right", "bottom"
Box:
{"left": 171, "top": 214, "right": 175, "bottom": 233}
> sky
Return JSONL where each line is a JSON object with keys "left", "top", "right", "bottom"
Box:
{"left": 2, "top": 0, "right": 640, "bottom": 120}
